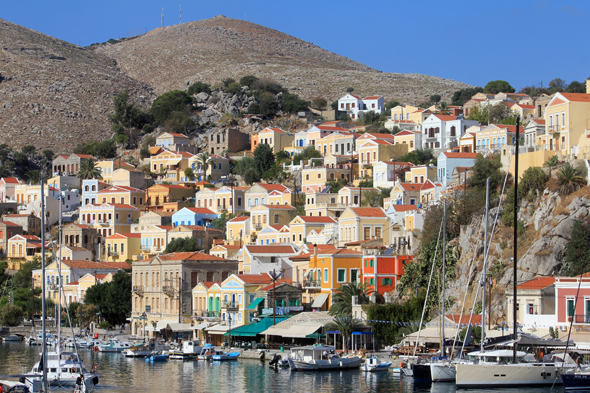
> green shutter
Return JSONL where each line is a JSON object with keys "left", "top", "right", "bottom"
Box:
{"left": 568, "top": 300, "right": 575, "bottom": 317}
{"left": 324, "top": 269, "right": 328, "bottom": 282}
{"left": 370, "top": 278, "right": 374, "bottom": 285}
{"left": 338, "top": 269, "right": 345, "bottom": 282}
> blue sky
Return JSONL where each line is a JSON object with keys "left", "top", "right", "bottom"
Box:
{"left": 3, "top": 0, "right": 589, "bottom": 91}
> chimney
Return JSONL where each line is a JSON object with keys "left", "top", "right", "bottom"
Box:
{"left": 586, "top": 79, "right": 590, "bottom": 95}
{"left": 313, "top": 243, "right": 317, "bottom": 256}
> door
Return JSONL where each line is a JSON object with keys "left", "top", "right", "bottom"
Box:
{"left": 567, "top": 299, "right": 575, "bottom": 321}
{"left": 350, "top": 270, "right": 358, "bottom": 284}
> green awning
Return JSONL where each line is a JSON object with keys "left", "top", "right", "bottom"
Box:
{"left": 247, "top": 297, "right": 265, "bottom": 310}
{"left": 226, "top": 317, "right": 289, "bottom": 337}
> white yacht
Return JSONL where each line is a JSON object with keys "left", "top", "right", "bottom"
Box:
{"left": 287, "top": 345, "right": 362, "bottom": 371}
{"left": 25, "top": 351, "right": 98, "bottom": 392}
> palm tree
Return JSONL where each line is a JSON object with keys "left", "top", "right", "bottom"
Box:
{"left": 557, "top": 163, "right": 586, "bottom": 195}
{"left": 76, "top": 159, "right": 102, "bottom": 180}
{"left": 324, "top": 317, "right": 364, "bottom": 352}
{"left": 329, "top": 282, "right": 373, "bottom": 317}
{"left": 195, "top": 152, "right": 215, "bottom": 181}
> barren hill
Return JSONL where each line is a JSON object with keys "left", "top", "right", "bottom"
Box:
{"left": 0, "top": 18, "right": 154, "bottom": 152}
{"left": 95, "top": 15, "right": 471, "bottom": 103}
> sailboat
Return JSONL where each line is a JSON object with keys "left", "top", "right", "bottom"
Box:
{"left": 24, "top": 179, "right": 99, "bottom": 392}
{"left": 455, "top": 117, "right": 576, "bottom": 388}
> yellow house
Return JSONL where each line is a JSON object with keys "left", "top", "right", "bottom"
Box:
{"left": 6, "top": 234, "right": 43, "bottom": 266}
{"left": 195, "top": 187, "right": 218, "bottom": 211}
{"left": 355, "top": 132, "right": 397, "bottom": 150}
{"left": 458, "top": 129, "right": 478, "bottom": 153}
{"left": 63, "top": 272, "right": 113, "bottom": 306}
{"left": 315, "top": 132, "right": 358, "bottom": 157}
{"left": 542, "top": 91, "right": 590, "bottom": 158}
{"left": 338, "top": 186, "right": 379, "bottom": 207}
{"left": 226, "top": 216, "right": 251, "bottom": 246}
{"left": 98, "top": 185, "right": 145, "bottom": 208}
{"left": 510, "top": 103, "right": 535, "bottom": 118}
{"left": 302, "top": 162, "right": 352, "bottom": 193}
{"left": 189, "top": 154, "right": 231, "bottom": 182}
{"left": 59, "top": 246, "right": 93, "bottom": 261}
{"left": 475, "top": 124, "right": 520, "bottom": 152}
{"left": 207, "top": 186, "right": 248, "bottom": 215}
{"left": 79, "top": 203, "right": 140, "bottom": 238}
{"left": 390, "top": 105, "right": 431, "bottom": 125}
{"left": 146, "top": 184, "right": 194, "bottom": 210}
{"left": 392, "top": 130, "right": 421, "bottom": 152}
{"left": 406, "top": 165, "right": 437, "bottom": 183}
{"left": 140, "top": 225, "right": 173, "bottom": 258}
{"left": 304, "top": 248, "right": 363, "bottom": 310}
{"left": 250, "top": 204, "right": 296, "bottom": 232}
{"left": 256, "top": 225, "right": 291, "bottom": 245}
{"left": 149, "top": 149, "right": 194, "bottom": 182}
{"left": 358, "top": 139, "right": 408, "bottom": 169}
{"left": 244, "top": 183, "right": 293, "bottom": 212}
{"left": 95, "top": 160, "right": 138, "bottom": 184}
{"left": 210, "top": 244, "right": 241, "bottom": 260}
{"left": 337, "top": 207, "right": 389, "bottom": 247}
{"left": 251, "top": 127, "right": 294, "bottom": 153}
{"left": 288, "top": 216, "right": 336, "bottom": 246}
{"left": 105, "top": 233, "right": 141, "bottom": 262}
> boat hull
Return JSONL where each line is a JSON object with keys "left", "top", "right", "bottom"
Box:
{"left": 412, "top": 364, "right": 432, "bottom": 381}
{"left": 430, "top": 363, "right": 456, "bottom": 382}
{"left": 362, "top": 363, "right": 392, "bottom": 372}
{"left": 562, "top": 373, "right": 590, "bottom": 390}
{"left": 288, "top": 357, "right": 362, "bottom": 371}
{"left": 456, "top": 363, "right": 565, "bottom": 388}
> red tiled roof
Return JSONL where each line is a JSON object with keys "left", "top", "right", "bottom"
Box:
{"left": 297, "top": 216, "right": 336, "bottom": 223}
{"left": 185, "top": 207, "right": 216, "bottom": 215}
{"left": 65, "top": 280, "right": 79, "bottom": 286}
{"left": 155, "top": 251, "right": 229, "bottom": 261}
{"left": 432, "top": 115, "right": 458, "bottom": 121}
{"left": 149, "top": 184, "right": 192, "bottom": 190}
{"left": 245, "top": 245, "right": 297, "bottom": 254}
{"left": 517, "top": 276, "right": 555, "bottom": 290}
{"left": 180, "top": 225, "right": 222, "bottom": 233}
{"left": 391, "top": 205, "right": 418, "bottom": 212}
{"left": 442, "top": 152, "right": 478, "bottom": 159}
{"left": 60, "top": 260, "right": 131, "bottom": 270}
{"left": 214, "top": 245, "right": 241, "bottom": 250}
{"left": 258, "top": 280, "right": 293, "bottom": 291}
{"left": 255, "top": 183, "right": 290, "bottom": 193}
{"left": 398, "top": 183, "right": 421, "bottom": 191}
{"left": 0, "top": 221, "right": 20, "bottom": 227}
{"left": 99, "top": 186, "right": 143, "bottom": 193}
{"left": 447, "top": 314, "right": 482, "bottom": 325}
{"left": 229, "top": 216, "right": 249, "bottom": 222}
{"left": 235, "top": 273, "right": 273, "bottom": 284}
{"left": 382, "top": 161, "right": 413, "bottom": 167}
{"left": 1, "top": 178, "right": 20, "bottom": 184}
{"left": 561, "top": 93, "right": 590, "bottom": 102}
{"left": 200, "top": 281, "right": 218, "bottom": 289}
{"left": 261, "top": 204, "right": 295, "bottom": 210}
{"left": 167, "top": 133, "right": 189, "bottom": 138}
{"left": 106, "top": 233, "right": 141, "bottom": 239}
{"left": 5, "top": 214, "right": 31, "bottom": 217}
{"left": 364, "top": 96, "right": 383, "bottom": 100}
{"left": 516, "top": 104, "right": 535, "bottom": 109}
{"left": 364, "top": 133, "right": 396, "bottom": 139}
{"left": 316, "top": 126, "right": 349, "bottom": 132}
{"left": 195, "top": 181, "right": 211, "bottom": 185}
{"left": 533, "top": 119, "right": 546, "bottom": 125}
{"left": 109, "top": 204, "right": 137, "bottom": 209}
{"left": 351, "top": 207, "right": 387, "bottom": 218}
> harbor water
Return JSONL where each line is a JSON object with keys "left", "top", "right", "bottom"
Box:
{"left": 0, "top": 342, "right": 566, "bottom": 393}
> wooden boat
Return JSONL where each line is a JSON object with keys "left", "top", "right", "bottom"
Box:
{"left": 287, "top": 345, "right": 362, "bottom": 371}
{"left": 361, "top": 357, "right": 392, "bottom": 372}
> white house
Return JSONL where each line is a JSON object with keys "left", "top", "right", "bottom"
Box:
{"left": 337, "top": 94, "right": 384, "bottom": 120}
{"left": 372, "top": 161, "right": 414, "bottom": 189}
{"left": 421, "top": 114, "right": 479, "bottom": 150}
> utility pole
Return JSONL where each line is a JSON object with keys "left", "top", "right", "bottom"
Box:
{"left": 270, "top": 269, "right": 283, "bottom": 326}
{"left": 178, "top": 275, "right": 182, "bottom": 323}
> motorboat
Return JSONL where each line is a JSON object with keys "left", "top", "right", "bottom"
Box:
{"left": 197, "top": 344, "right": 216, "bottom": 360}
{"left": 361, "top": 357, "right": 392, "bottom": 372}
{"left": 25, "top": 351, "right": 99, "bottom": 392}
{"left": 26, "top": 332, "right": 53, "bottom": 346}
{"left": 455, "top": 349, "right": 575, "bottom": 388}
{"left": 2, "top": 334, "right": 24, "bottom": 342}
{"left": 211, "top": 351, "right": 240, "bottom": 361}
{"left": 268, "top": 353, "right": 289, "bottom": 369}
{"left": 0, "top": 380, "right": 30, "bottom": 392}
{"left": 125, "top": 340, "right": 169, "bottom": 358}
{"left": 79, "top": 339, "right": 102, "bottom": 349}
{"left": 145, "top": 351, "right": 169, "bottom": 362}
{"left": 169, "top": 340, "right": 203, "bottom": 360}
{"left": 97, "top": 338, "right": 131, "bottom": 352}
{"left": 287, "top": 345, "right": 362, "bottom": 371}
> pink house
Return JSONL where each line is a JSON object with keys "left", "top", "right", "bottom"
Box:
{"left": 555, "top": 274, "right": 590, "bottom": 325}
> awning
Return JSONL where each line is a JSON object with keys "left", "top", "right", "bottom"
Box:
{"left": 156, "top": 320, "right": 177, "bottom": 330}
{"left": 192, "top": 322, "right": 216, "bottom": 330}
{"left": 144, "top": 325, "right": 155, "bottom": 332}
{"left": 311, "top": 293, "right": 328, "bottom": 308}
{"left": 227, "top": 317, "right": 289, "bottom": 337}
{"left": 280, "top": 323, "right": 322, "bottom": 338}
{"left": 205, "top": 325, "right": 231, "bottom": 335}
{"left": 166, "top": 323, "right": 192, "bottom": 332}
{"left": 247, "top": 297, "right": 265, "bottom": 310}
{"left": 166, "top": 158, "right": 181, "bottom": 166}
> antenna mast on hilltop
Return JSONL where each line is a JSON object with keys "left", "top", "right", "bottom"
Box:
{"left": 161, "top": 8, "right": 164, "bottom": 27}
{"left": 180, "top": 5, "right": 182, "bottom": 24}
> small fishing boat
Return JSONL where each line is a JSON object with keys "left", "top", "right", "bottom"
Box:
{"left": 169, "top": 340, "right": 203, "bottom": 360}
{"left": 211, "top": 351, "right": 240, "bottom": 361}
{"left": 145, "top": 351, "right": 169, "bottom": 363}
{"left": 287, "top": 345, "right": 362, "bottom": 371}
{"left": 197, "top": 344, "right": 216, "bottom": 360}
{"left": 97, "top": 338, "right": 131, "bottom": 352}
{"left": 2, "top": 334, "right": 24, "bottom": 342}
{"left": 361, "top": 357, "right": 392, "bottom": 372}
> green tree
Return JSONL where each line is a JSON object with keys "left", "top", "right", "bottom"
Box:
{"left": 483, "top": 80, "right": 515, "bottom": 94}
{"left": 243, "top": 168, "right": 260, "bottom": 185}
{"left": 467, "top": 154, "right": 504, "bottom": 197}
{"left": 324, "top": 317, "right": 364, "bottom": 352}
{"left": 346, "top": 87, "right": 354, "bottom": 93}
{"left": 211, "top": 212, "right": 234, "bottom": 232}
{"left": 458, "top": 325, "right": 482, "bottom": 345}
{"left": 13, "top": 259, "right": 41, "bottom": 289}
{"left": 225, "top": 82, "right": 242, "bottom": 95}
{"left": 451, "top": 87, "right": 484, "bottom": 106}
{"left": 466, "top": 105, "right": 489, "bottom": 125}
{"left": 25, "top": 170, "right": 40, "bottom": 184}
{"left": 232, "top": 156, "right": 257, "bottom": 176}
{"left": 257, "top": 93, "right": 279, "bottom": 117}
{"left": 13, "top": 152, "right": 28, "bottom": 168}
{"left": 222, "top": 78, "right": 235, "bottom": 87}
{"left": 329, "top": 282, "right": 373, "bottom": 317}
{"left": 399, "top": 149, "right": 435, "bottom": 166}
{"left": 561, "top": 219, "right": 590, "bottom": 276}
{"left": 184, "top": 167, "right": 195, "bottom": 181}
{"left": 140, "top": 147, "right": 150, "bottom": 159}
{"left": 359, "top": 110, "right": 381, "bottom": 126}
{"left": 76, "top": 304, "right": 97, "bottom": 327}
{"left": 331, "top": 100, "right": 339, "bottom": 110}
{"left": 311, "top": 97, "right": 327, "bottom": 110}
{"left": 21, "top": 145, "right": 36, "bottom": 158}
{"left": 164, "top": 112, "right": 195, "bottom": 134}
{"left": 520, "top": 166, "right": 548, "bottom": 198}
{"left": 187, "top": 81, "right": 211, "bottom": 95}
{"left": 42, "top": 149, "right": 54, "bottom": 161}
{"left": 0, "top": 304, "right": 24, "bottom": 326}
{"left": 76, "top": 159, "right": 102, "bottom": 180}
{"left": 548, "top": 78, "right": 567, "bottom": 94}
{"left": 365, "top": 296, "right": 425, "bottom": 344}
{"left": 195, "top": 152, "right": 215, "bottom": 181}
{"left": 239, "top": 75, "right": 258, "bottom": 88}
{"left": 84, "top": 271, "right": 131, "bottom": 324}
{"left": 74, "top": 140, "right": 117, "bottom": 158}
{"left": 108, "top": 90, "right": 152, "bottom": 134}
{"left": 385, "top": 100, "right": 401, "bottom": 111}
{"left": 280, "top": 92, "right": 309, "bottom": 114}
{"left": 568, "top": 81, "right": 586, "bottom": 93}
{"left": 275, "top": 150, "right": 291, "bottom": 163}
{"left": 430, "top": 94, "right": 441, "bottom": 103}
{"left": 557, "top": 163, "right": 587, "bottom": 195}
{"left": 164, "top": 237, "right": 200, "bottom": 253}
{"left": 362, "top": 189, "right": 382, "bottom": 207}
{"left": 293, "top": 146, "right": 322, "bottom": 165}
{"left": 150, "top": 90, "right": 194, "bottom": 125}
{"left": 253, "top": 143, "right": 275, "bottom": 178}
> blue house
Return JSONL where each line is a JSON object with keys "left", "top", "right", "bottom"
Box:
{"left": 172, "top": 207, "right": 219, "bottom": 227}
{"left": 437, "top": 152, "right": 477, "bottom": 187}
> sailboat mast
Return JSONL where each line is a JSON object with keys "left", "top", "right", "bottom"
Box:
{"left": 57, "top": 188, "right": 62, "bottom": 376}
{"left": 512, "top": 116, "right": 520, "bottom": 363}
{"left": 40, "top": 175, "right": 48, "bottom": 393}
{"left": 441, "top": 200, "right": 446, "bottom": 358}
{"left": 481, "top": 178, "right": 490, "bottom": 353}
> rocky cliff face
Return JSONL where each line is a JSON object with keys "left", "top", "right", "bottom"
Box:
{"left": 0, "top": 18, "right": 155, "bottom": 152}
{"left": 447, "top": 188, "right": 590, "bottom": 324}
{"left": 94, "top": 16, "right": 471, "bottom": 103}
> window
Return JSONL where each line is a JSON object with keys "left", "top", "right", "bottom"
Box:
{"left": 324, "top": 268, "right": 329, "bottom": 283}
{"left": 363, "top": 227, "right": 371, "bottom": 240}
{"left": 382, "top": 278, "right": 392, "bottom": 286}
{"left": 274, "top": 214, "right": 279, "bottom": 224}
{"left": 375, "top": 227, "right": 382, "bottom": 238}
{"left": 370, "top": 278, "right": 374, "bottom": 285}
{"left": 562, "top": 111, "right": 566, "bottom": 126}
{"left": 337, "top": 269, "right": 346, "bottom": 283}
{"left": 299, "top": 233, "right": 302, "bottom": 242}
{"left": 306, "top": 174, "right": 310, "bottom": 181}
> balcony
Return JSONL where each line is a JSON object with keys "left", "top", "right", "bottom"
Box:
{"left": 108, "top": 251, "right": 119, "bottom": 257}
{"left": 132, "top": 286, "right": 144, "bottom": 296}
{"left": 548, "top": 125, "right": 560, "bottom": 134}
{"left": 303, "top": 280, "right": 322, "bottom": 288}
{"left": 162, "top": 286, "right": 175, "bottom": 296}
{"left": 254, "top": 223, "right": 263, "bottom": 230}
{"left": 223, "top": 301, "right": 239, "bottom": 309}
{"left": 570, "top": 314, "right": 590, "bottom": 324}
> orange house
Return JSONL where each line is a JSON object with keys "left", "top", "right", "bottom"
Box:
{"left": 362, "top": 255, "right": 412, "bottom": 295}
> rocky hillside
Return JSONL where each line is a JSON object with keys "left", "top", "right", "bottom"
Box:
{"left": 447, "top": 184, "right": 590, "bottom": 325}
{"left": 94, "top": 15, "right": 471, "bottom": 103}
{"left": 0, "top": 18, "right": 155, "bottom": 152}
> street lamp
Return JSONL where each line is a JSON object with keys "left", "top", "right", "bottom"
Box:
{"left": 142, "top": 312, "right": 147, "bottom": 342}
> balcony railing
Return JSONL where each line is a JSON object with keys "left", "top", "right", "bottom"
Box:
{"left": 303, "top": 280, "right": 322, "bottom": 288}
{"left": 108, "top": 252, "right": 119, "bottom": 257}
{"left": 548, "top": 125, "right": 561, "bottom": 134}
{"left": 132, "top": 286, "right": 144, "bottom": 296}
{"left": 570, "top": 314, "right": 590, "bottom": 324}
{"left": 162, "top": 286, "right": 175, "bottom": 296}
{"left": 223, "top": 301, "right": 239, "bottom": 309}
